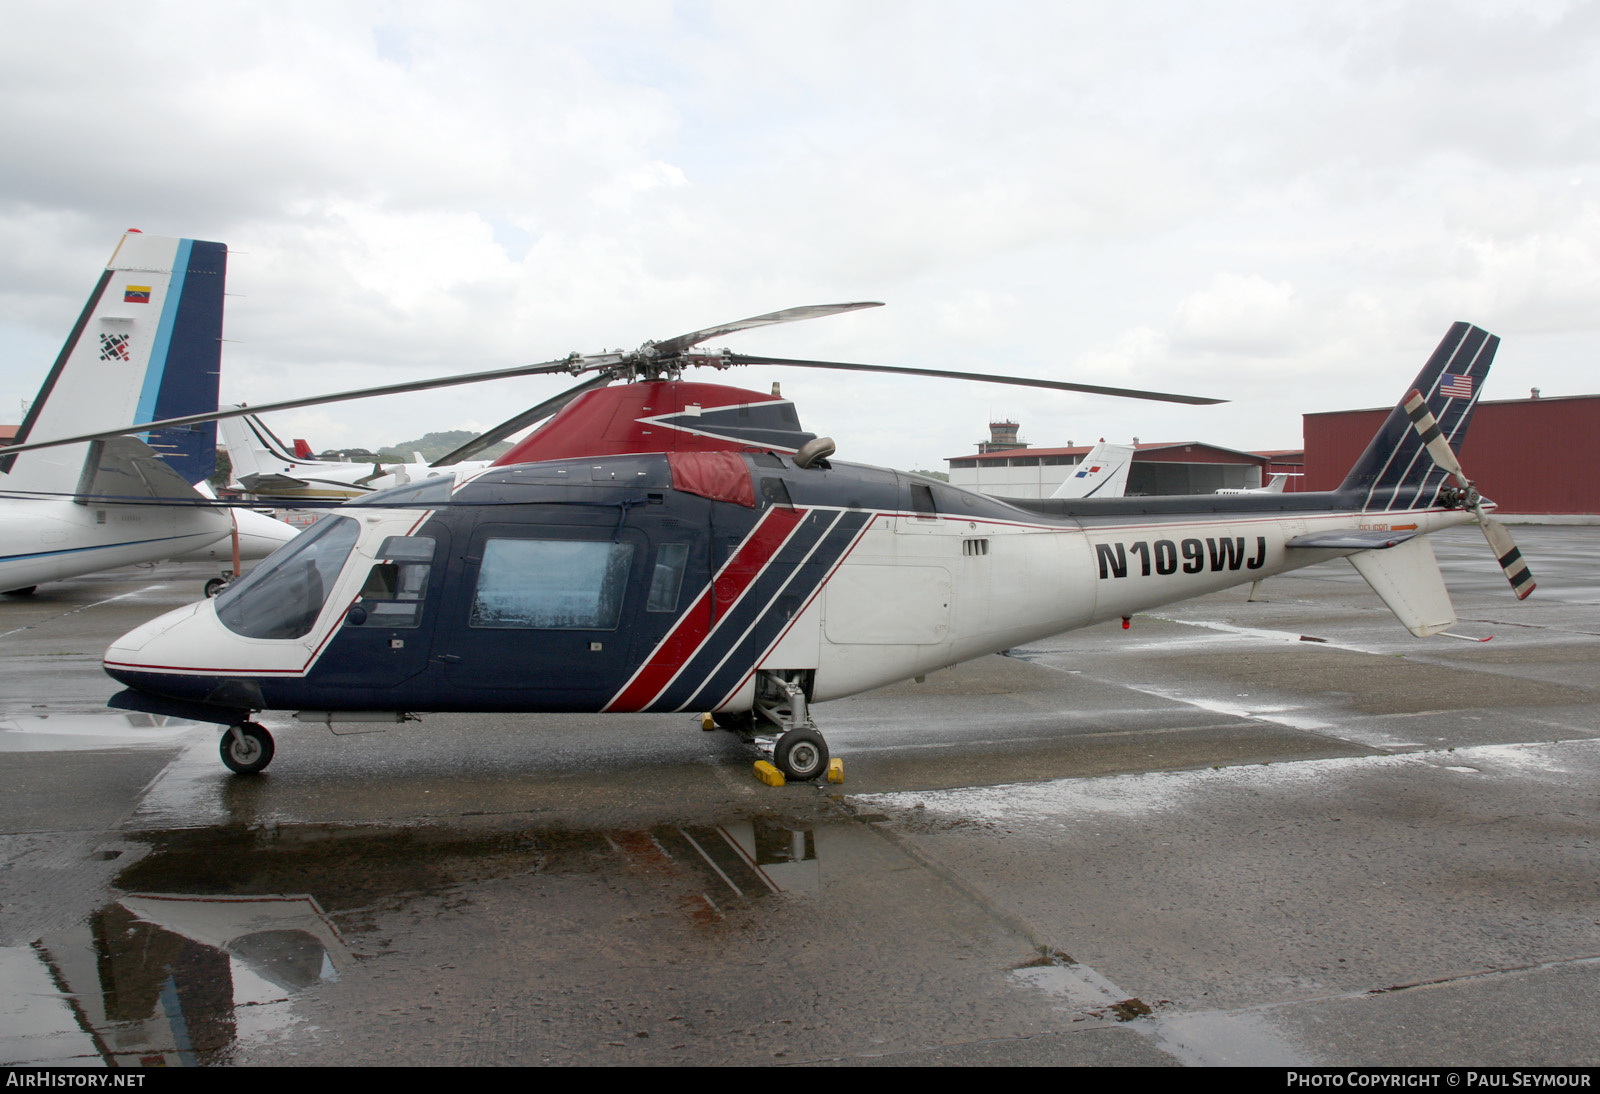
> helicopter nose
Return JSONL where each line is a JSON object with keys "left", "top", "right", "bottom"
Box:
{"left": 103, "top": 596, "right": 265, "bottom": 695}
{"left": 106, "top": 602, "right": 204, "bottom": 660}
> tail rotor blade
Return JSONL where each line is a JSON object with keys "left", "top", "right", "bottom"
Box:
{"left": 1403, "top": 389, "right": 1469, "bottom": 485}
{"left": 1478, "top": 514, "right": 1537, "bottom": 600}
{"left": 1405, "top": 389, "right": 1535, "bottom": 600}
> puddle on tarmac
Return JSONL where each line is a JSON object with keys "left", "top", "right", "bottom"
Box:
{"left": 17, "top": 816, "right": 821, "bottom": 1066}
{"left": 0, "top": 713, "right": 202, "bottom": 753}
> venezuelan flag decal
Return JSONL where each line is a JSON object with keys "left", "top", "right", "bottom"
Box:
{"left": 124, "top": 285, "right": 151, "bottom": 303}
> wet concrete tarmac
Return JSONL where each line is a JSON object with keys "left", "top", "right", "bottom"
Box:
{"left": 1, "top": 526, "right": 1596, "bottom": 1065}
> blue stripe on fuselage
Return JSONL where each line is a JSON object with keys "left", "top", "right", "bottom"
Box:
{"left": 1, "top": 530, "right": 220, "bottom": 565}
{"left": 648, "top": 509, "right": 870, "bottom": 713}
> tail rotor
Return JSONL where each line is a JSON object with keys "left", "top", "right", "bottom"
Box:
{"left": 1403, "top": 390, "right": 1535, "bottom": 600}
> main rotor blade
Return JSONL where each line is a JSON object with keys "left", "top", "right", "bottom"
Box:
{"left": 721, "top": 354, "right": 1227, "bottom": 405}
{"left": 652, "top": 302, "right": 883, "bottom": 358}
{"left": 0, "top": 354, "right": 616, "bottom": 459}
{"left": 431, "top": 374, "right": 615, "bottom": 466}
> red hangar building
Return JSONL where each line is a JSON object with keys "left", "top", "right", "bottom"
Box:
{"left": 1304, "top": 391, "right": 1599, "bottom": 517}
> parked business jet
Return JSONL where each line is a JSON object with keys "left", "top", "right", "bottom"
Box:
{"left": 1, "top": 232, "right": 295, "bottom": 595}
{"left": 1049, "top": 440, "right": 1135, "bottom": 499}
{"left": 220, "top": 410, "right": 492, "bottom": 504}
{"left": 1215, "top": 473, "right": 1299, "bottom": 496}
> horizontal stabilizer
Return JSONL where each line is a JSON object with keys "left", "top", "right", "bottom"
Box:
{"left": 1346, "top": 535, "right": 1456, "bottom": 637}
{"left": 239, "top": 472, "right": 314, "bottom": 493}
{"left": 75, "top": 437, "right": 207, "bottom": 505}
{"left": 1287, "top": 529, "right": 1420, "bottom": 550}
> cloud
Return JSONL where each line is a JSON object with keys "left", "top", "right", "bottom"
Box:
{"left": 2, "top": 2, "right": 1598, "bottom": 463}
{"left": 1172, "top": 274, "right": 1306, "bottom": 358}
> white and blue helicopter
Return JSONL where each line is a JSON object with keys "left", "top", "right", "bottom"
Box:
{"left": 0, "top": 232, "right": 296, "bottom": 597}
{"left": 1, "top": 295, "right": 1532, "bottom": 781}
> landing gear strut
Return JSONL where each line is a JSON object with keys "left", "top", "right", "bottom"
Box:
{"left": 220, "top": 722, "right": 274, "bottom": 774}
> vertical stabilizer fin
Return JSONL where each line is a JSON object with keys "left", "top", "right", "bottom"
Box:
{"left": 1346, "top": 536, "right": 1457, "bottom": 637}
{"left": 1339, "top": 322, "right": 1498, "bottom": 512}
{"left": 1050, "top": 441, "right": 1136, "bottom": 499}
{"left": 217, "top": 411, "right": 301, "bottom": 487}
{"left": 2, "top": 233, "right": 226, "bottom": 493}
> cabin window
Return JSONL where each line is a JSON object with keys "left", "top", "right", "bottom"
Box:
{"left": 351, "top": 536, "right": 436, "bottom": 628}
{"left": 216, "top": 515, "right": 361, "bottom": 640}
{"left": 647, "top": 543, "right": 689, "bottom": 612}
{"left": 469, "top": 539, "right": 634, "bottom": 630}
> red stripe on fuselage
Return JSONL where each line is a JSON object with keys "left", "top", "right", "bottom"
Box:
{"left": 605, "top": 506, "right": 808, "bottom": 712}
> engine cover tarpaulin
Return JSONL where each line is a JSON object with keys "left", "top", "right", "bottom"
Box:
{"left": 668, "top": 450, "right": 756, "bottom": 507}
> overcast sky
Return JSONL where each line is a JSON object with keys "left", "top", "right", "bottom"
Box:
{"left": 2, "top": 1, "right": 1595, "bottom": 471}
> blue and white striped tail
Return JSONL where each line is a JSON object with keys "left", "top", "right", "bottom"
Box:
{"left": 1339, "top": 322, "right": 1498, "bottom": 512}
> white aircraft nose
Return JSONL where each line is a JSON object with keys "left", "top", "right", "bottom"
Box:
{"left": 233, "top": 510, "right": 301, "bottom": 559}
{"left": 105, "top": 602, "right": 204, "bottom": 657}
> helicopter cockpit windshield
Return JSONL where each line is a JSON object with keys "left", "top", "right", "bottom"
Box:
{"left": 215, "top": 515, "right": 361, "bottom": 640}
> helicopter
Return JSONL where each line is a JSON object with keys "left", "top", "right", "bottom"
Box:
{"left": 0, "top": 301, "right": 1531, "bottom": 782}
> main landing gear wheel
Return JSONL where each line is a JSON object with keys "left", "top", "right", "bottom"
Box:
{"left": 204, "top": 577, "right": 227, "bottom": 598}
{"left": 711, "top": 710, "right": 757, "bottom": 740}
{"left": 220, "top": 722, "right": 274, "bottom": 775}
{"left": 773, "top": 728, "right": 829, "bottom": 782}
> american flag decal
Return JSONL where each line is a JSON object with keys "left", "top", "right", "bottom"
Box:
{"left": 99, "top": 333, "right": 131, "bottom": 362}
{"left": 1440, "top": 373, "right": 1473, "bottom": 399}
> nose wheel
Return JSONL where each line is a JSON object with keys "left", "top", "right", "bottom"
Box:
{"left": 773, "top": 727, "right": 829, "bottom": 782}
{"left": 220, "top": 722, "right": 275, "bottom": 774}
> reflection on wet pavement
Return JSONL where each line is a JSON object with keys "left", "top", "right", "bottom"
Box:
{"left": 0, "top": 714, "right": 201, "bottom": 753}
{"left": 28, "top": 895, "right": 347, "bottom": 1066}
{"left": 13, "top": 817, "right": 827, "bottom": 1065}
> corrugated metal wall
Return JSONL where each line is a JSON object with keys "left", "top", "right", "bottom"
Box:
{"left": 1304, "top": 395, "right": 1600, "bottom": 514}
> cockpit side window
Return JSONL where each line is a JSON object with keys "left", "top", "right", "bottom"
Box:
{"left": 349, "top": 536, "right": 436, "bottom": 629}
{"left": 216, "top": 515, "right": 361, "bottom": 640}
